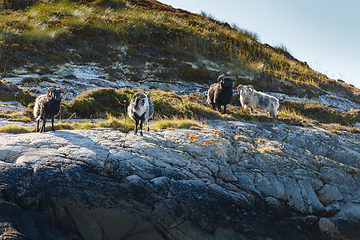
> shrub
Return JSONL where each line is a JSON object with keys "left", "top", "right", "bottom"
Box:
{"left": 66, "top": 88, "right": 132, "bottom": 118}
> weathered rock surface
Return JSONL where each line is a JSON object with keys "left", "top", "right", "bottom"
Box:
{"left": 0, "top": 121, "right": 360, "bottom": 239}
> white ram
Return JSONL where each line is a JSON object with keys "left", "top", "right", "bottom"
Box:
{"left": 237, "top": 85, "right": 279, "bottom": 118}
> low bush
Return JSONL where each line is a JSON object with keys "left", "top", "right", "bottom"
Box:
{"left": 65, "top": 88, "right": 132, "bottom": 118}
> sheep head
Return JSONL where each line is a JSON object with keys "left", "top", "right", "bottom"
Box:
{"left": 237, "top": 85, "right": 254, "bottom": 97}
{"left": 47, "top": 88, "right": 66, "bottom": 101}
{"left": 217, "top": 75, "right": 236, "bottom": 88}
{"left": 132, "top": 92, "right": 149, "bottom": 110}
{"left": 59, "top": 88, "right": 66, "bottom": 100}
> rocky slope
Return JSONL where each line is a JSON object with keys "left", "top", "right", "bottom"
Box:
{"left": 1, "top": 120, "right": 360, "bottom": 239}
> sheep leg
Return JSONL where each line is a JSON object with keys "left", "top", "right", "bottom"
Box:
{"left": 40, "top": 118, "right": 47, "bottom": 133}
{"left": 139, "top": 119, "right": 144, "bottom": 136}
{"left": 271, "top": 111, "right": 278, "bottom": 120}
{"left": 134, "top": 119, "right": 139, "bottom": 135}
{"left": 36, "top": 119, "right": 40, "bottom": 132}
{"left": 147, "top": 119, "right": 150, "bottom": 131}
{"left": 217, "top": 103, "right": 222, "bottom": 113}
{"left": 51, "top": 118, "right": 55, "bottom": 132}
{"left": 223, "top": 105, "right": 227, "bottom": 114}
{"left": 244, "top": 105, "right": 252, "bottom": 114}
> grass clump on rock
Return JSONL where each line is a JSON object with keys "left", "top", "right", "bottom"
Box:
{"left": 65, "top": 88, "right": 133, "bottom": 118}
{"left": 0, "top": 124, "right": 32, "bottom": 134}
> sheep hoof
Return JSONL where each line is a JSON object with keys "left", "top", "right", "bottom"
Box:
{"left": 140, "top": 131, "right": 143, "bottom": 136}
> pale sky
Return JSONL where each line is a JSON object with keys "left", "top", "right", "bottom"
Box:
{"left": 160, "top": 0, "right": 360, "bottom": 88}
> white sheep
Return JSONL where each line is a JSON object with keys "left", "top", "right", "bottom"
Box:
{"left": 237, "top": 85, "right": 279, "bottom": 118}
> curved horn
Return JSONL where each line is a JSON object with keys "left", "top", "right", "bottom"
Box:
{"left": 47, "top": 87, "right": 55, "bottom": 99}
{"left": 59, "top": 88, "right": 67, "bottom": 100}
{"left": 237, "top": 85, "right": 244, "bottom": 94}
{"left": 248, "top": 85, "right": 254, "bottom": 92}
{"left": 217, "top": 75, "right": 226, "bottom": 83}
{"left": 230, "top": 76, "right": 236, "bottom": 86}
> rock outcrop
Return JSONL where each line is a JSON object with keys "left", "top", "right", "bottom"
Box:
{"left": 0, "top": 121, "right": 360, "bottom": 239}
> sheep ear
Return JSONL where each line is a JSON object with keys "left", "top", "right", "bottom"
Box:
{"left": 237, "top": 85, "right": 244, "bottom": 94}
{"left": 248, "top": 85, "right": 254, "bottom": 92}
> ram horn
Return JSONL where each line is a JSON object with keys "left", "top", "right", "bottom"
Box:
{"left": 217, "top": 75, "right": 226, "bottom": 83}
{"left": 47, "top": 87, "right": 56, "bottom": 99}
{"left": 248, "top": 85, "right": 254, "bottom": 92}
{"left": 237, "top": 85, "right": 244, "bottom": 94}
{"left": 229, "top": 76, "right": 236, "bottom": 85}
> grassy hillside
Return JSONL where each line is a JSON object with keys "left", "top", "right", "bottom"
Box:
{"left": 1, "top": 0, "right": 359, "bottom": 99}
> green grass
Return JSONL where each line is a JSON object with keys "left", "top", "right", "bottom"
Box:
{"left": 0, "top": 109, "right": 32, "bottom": 122}
{"left": 150, "top": 118, "right": 206, "bottom": 131}
{"left": 0, "top": 124, "right": 32, "bottom": 133}
{"left": 0, "top": 115, "right": 206, "bottom": 134}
